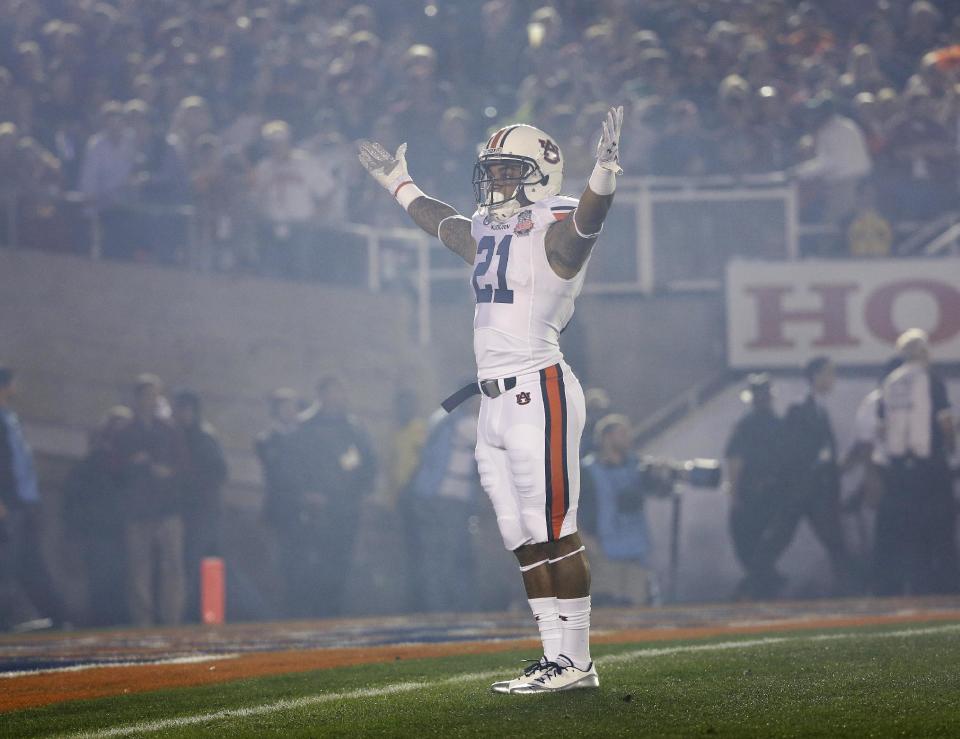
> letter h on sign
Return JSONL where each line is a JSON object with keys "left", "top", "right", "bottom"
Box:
{"left": 745, "top": 284, "right": 861, "bottom": 350}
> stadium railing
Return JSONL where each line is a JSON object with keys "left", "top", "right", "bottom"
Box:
{"left": 3, "top": 177, "right": 956, "bottom": 345}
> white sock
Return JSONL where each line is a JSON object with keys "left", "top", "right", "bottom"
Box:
{"left": 557, "top": 596, "right": 592, "bottom": 668}
{"left": 528, "top": 597, "right": 561, "bottom": 662}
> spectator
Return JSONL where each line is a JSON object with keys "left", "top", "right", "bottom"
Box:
{"left": 168, "top": 96, "right": 214, "bottom": 167}
{"left": 293, "top": 376, "right": 376, "bottom": 617}
{"left": 404, "top": 403, "right": 482, "bottom": 612}
{"left": 0, "top": 122, "right": 19, "bottom": 201}
{"left": 171, "top": 390, "right": 228, "bottom": 623}
{"left": 902, "top": 1, "right": 946, "bottom": 61}
{"left": 13, "top": 136, "right": 66, "bottom": 252}
{"left": 126, "top": 99, "right": 187, "bottom": 205}
{"left": 580, "top": 414, "right": 662, "bottom": 607}
{"left": 62, "top": 405, "right": 131, "bottom": 626}
{"left": 858, "top": 15, "right": 914, "bottom": 88}
{"left": 256, "top": 388, "right": 304, "bottom": 539}
{"left": 475, "top": 0, "right": 526, "bottom": 108}
{"left": 713, "top": 75, "right": 760, "bottom": 174}
{"left": 794, "top": 94, "right": 873, "bottom": 228}
{"left": 581, "top": 387, "right": 612, "bottom": 458}
{"left": 0, "top": 364, "right": 66, "bottom": 631}
{"left": 782, "top": 3, "right": 836, "bottom": 60}
{"left": 843, "top": 357, "right": 902, "bottom": 593}
{"left": 0, "top": 66, "right": 31, "bottom": 133}
{"left": 388, "top": 388, "right": 427, "bottom": 508}
{"left": 850, "top": 92, "right": 889, "bottom": 157}
{"left": 724, "top": 374, "right": 787, "bottom": 601}
{"left": 33, "top": 65, "right": 88, "bottom": 188}
{"left": 113, "top": 374, "right": 185, "bottom": 626}
{"left": 877, "top": 329, "right": 957, "bottom": 594}
{"left": 389, "top": 45, "right": 451, "bottom": 159}
{"left": 251, "top": 119, "right": 336, "bottom": 280}
{"left": 767, "top": 357, "right": 854, "bottom": 595}
{"left": 840, "top": 44, "right": 891, "bottom": 96}
{"left": 418, "top": 106, "right": 478, "bottom": 215}
{"left": 846, "top": 181, "right": 893, "bottom": 257}
{"left": 652, "top": 100, "right": 711, "bottom": 176}
{"left": 254, "top": 387, "right": 308, "bottom": 618}
{"left": 125, "top": 98, "right": 190, "bottom": 264}
{"left": 189, "top": 133, "right": 255, "bottom": 272}
{"left": 881, "top": 84, "right": 958, "bottom": 221}
{"left": 78, "top": 100, "right": 139, "bottom": 260}
{"left": 752, "top": 86, "right": 793, "bottom": 172}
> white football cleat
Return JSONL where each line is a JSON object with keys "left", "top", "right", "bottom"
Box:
{"left": 491, "top": 656, "right": 553, "bottom": 694}
{"left": 510, "top": 654, "right": 599, "bottom": 694}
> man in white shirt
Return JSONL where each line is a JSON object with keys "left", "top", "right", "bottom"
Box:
{"left": 253, "top": 120, "right": 336, "bottom": 279}
{"left": 877, "top": 329, "right": 956, "bottom": 594}
{"left": 794, "top": 94, "right": 872, "bottom": 228}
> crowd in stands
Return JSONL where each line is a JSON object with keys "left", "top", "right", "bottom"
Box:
{"left": 1, "top": 0, "right": 960, "bottom": 271}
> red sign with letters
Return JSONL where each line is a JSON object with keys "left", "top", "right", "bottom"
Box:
{"left": 726, "top": 259, "right": 960, "bottom": 367}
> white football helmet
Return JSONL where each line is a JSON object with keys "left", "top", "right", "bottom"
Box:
{"left": 473, "top": 124, "right": 564, "bottom": 221}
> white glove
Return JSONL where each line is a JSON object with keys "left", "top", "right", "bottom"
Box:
{"left": 358, "top": 140, "right": 410, "bottom": 193}
{"left": 595, "top": 105, "right": 623, "bottom": 175}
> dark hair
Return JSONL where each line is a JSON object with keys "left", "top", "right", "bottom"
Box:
{"left": 803, "top": 355, "right": 831, "bottom": 382}
{"left": 173, "top": 389, "right": 201, "bottom": 415}
{"left": 0, "top": 365, "right": 13, "bottom": 389}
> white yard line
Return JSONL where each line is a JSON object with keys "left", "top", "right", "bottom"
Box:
{"left": 0, "top": 653, "right": 239, "bottom": 679}
{"left": 64, "top": 623, "right": 960, "bottom": 739}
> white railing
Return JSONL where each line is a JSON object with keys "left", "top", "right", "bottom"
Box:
{"left": 0, "top": 178, "right": 807, "bottom": 344}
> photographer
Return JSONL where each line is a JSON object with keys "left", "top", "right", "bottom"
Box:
{"left": 725, "top": 373, "right": 788, "bottom": 601}
{"left": 580, "top": 415, "right": 665, "bottom": 607}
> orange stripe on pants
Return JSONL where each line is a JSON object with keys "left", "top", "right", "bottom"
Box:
{"left": 543, "top": 365, "right": 567, "bottom": 539}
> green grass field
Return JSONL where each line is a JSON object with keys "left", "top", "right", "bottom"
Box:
{"left": 8, "top": 622, "right": 960, "bottom": 738}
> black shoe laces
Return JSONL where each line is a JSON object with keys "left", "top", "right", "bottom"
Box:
{"left": 534, "top": 655, "right": 575, "bottom": 684}
{"left": 522, "top": 656, "right": 554, "bottom": 677}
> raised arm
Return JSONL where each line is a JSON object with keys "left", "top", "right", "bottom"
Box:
{"left": 358, "top": 141, "right": 475, "bottom": 264}
{"left": 545, "top": 106, "right": 623, "bottom": 279}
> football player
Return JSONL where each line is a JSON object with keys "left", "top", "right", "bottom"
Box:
{"left": 359, "top": 105, "right": 623, "bottom": 693}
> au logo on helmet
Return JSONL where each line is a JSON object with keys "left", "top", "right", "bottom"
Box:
{"left": 539, "top": 138, "right": 560, "bottom": 164}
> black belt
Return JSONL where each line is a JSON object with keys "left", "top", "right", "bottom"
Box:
{"left": 441, "top": 376, "right": 517, "bottom": 413}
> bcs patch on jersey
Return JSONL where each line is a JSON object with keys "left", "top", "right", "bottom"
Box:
{"left": 514, "top": 210, "right": 534, "bottom": 236}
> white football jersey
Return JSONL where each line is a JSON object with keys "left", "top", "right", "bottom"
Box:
{"left": 470, "top": 195, "right": 589, "bottom": 379}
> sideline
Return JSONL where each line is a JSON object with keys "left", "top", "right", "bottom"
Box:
{"left": 0, "top": 653, "right": 239, "bottom": 680}
{"left": 64, "top": 623, "right": 960, "bottom": 739}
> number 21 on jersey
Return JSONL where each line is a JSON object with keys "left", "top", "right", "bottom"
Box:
{"left": 472, "top": 235, "right": 514, "bottom": 304}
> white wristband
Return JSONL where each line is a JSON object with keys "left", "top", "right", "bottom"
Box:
{"left": 588, "top": 161, "right": 617, "bottom": 196}
{"left": 572, "top": 209, "right": 602, "bottom": 239}
{"left": 393, "top": 180, "right": 426, "bottom": 210}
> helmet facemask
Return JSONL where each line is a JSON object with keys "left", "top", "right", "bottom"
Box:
{"left": 472, "top": 155, "right": 545, "bottom": 222}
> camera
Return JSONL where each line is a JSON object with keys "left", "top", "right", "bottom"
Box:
{"left": 639, "top": 457, "right": 722, "bottom": 494}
